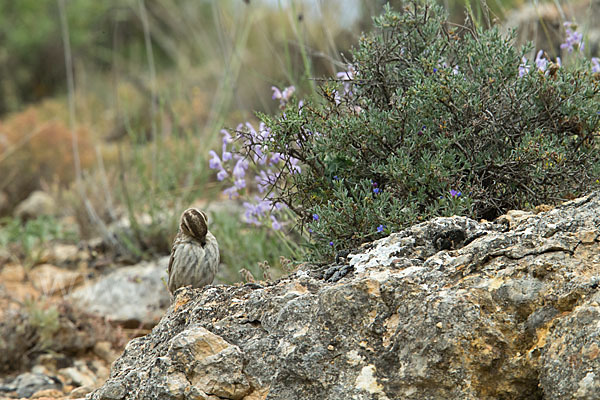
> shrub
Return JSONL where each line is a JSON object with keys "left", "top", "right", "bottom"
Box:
{"left": 221, "top": 1, "right": 600, "bottom": 261}
{"left": 0, "top": 102, "right": 93, "bottom": 212}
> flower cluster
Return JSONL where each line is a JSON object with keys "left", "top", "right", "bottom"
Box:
{"left": 519, "top": 50, "right": 561, "bottom": 77}
{"left": 271, "top": 86, "right": 296, "bottom": 108}
{"left": 209, "top": 86, "right": 302, "bottom": 231}
{"left": 561, "top": 22, "right": 584, "bottom": 53}
{"left": 518, "top": 22, "right": 598, "bottom": 78}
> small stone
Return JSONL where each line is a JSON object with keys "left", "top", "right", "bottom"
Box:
{"left": 29, "top": 264, "right": 83, "bottom": 296}
{"left": 436, "top": 322, "right": 443, "bottom": 329}
{"left": 40, "top": 243, "right": 81, "bottom": 266}
{"left": 58, "top": 360, "right": 97, "bottom": 388}
{"left": 31, "top": 388, "right": 65, "bottom": 398}
{"left": 10, "top": 372, "right": 62, "bottom": 398}
{"left": 14, "top": 190, "right": 57, "bottom": 220}
{"left": 0, "top": 264, "right": 26, "bottom": 282}
{"left": 69, "top": 385, "right": 94, "bottom": 398}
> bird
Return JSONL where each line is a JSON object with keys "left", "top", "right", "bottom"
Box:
{"left": 167, "top": 208, "right": 219, "bottom": 294}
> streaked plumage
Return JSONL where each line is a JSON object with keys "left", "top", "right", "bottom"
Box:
{"left": 168, "top": 208, "right": 219, "bottom": 294}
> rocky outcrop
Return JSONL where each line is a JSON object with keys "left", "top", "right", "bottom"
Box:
{"left": 90, "top": 191, "right": 600, "bottom": 400}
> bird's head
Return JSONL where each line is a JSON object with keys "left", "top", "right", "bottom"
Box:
{"left": 180, "top": 208, "right": 208, "bottom": 242}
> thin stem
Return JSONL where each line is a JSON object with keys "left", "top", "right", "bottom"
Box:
{"left": 137, "top": 0, "right": 158, "bottom": 188}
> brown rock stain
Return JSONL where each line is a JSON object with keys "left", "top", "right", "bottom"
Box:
{"left": 382, "top": 313, "right": 399, "bottom": 348}
{"left": 243, "top": 386, "right": 270, "bottom": 400}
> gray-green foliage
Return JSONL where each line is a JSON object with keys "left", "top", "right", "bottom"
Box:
{"left": 256, "top": 1, "right": 600, "bottom": 260}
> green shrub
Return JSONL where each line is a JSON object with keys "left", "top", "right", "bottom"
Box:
{"left": 245, "top": 1, "right": 600, "bottom": 261}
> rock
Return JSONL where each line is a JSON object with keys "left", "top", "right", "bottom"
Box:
{"left": 90, "top": 191, "right": 600, "bottom": 399}
{"left": 31, "top": 387, "right": 65, "bottom": 398}
{"left": 540, "top": 292, "right": 600, "bottom": 399}
{"left": 58, "top": 360, "right": 98, "bottom": 388}
{"left": 69, "top": 385, "right": 94, "bottom": 398}
{"left": 0, "top": 263, "right": 26, "bottom": 282}
{"left": 39, "top": 243, "right": 83, "bottom": 267}
{"left": 0, "top": 372, "right": 62, "bottom": 398}
{"left": 29, "top": 264, "right": 84, "bottom": 296}
{"left": 0, "top": 263, "right": 42, "bottom": 307}
{"left": 14, "top": 190, "right": 57, "bottom": 220}
{"left": 69, "top": 257, "right": 170, "bottom": 326}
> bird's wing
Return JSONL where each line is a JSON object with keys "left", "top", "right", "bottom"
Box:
{"left": 168, "top": 242, "right": 176, "bottom": 276}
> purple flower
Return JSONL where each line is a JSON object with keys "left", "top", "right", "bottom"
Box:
{"left": 561, "top": 22, "right": 584, "bottom": 53}
{"left": 270, "top": 215, "right": 282, "bottom": 230}
{"left": 208, "top": 150, "right": 222, "bottom": 170}
{"left": 535, "top": 50, "right": 547, "bottom": 72}
{"left": 270, "top": 152, "right": 282, "bottom": 165}
{"left": 243, "top": 201, "right": 261, "bottom": 225}
{"left": 252, "top": 145, "right": 267, "bottom": 165}
{"left": 377, "top": 224, "right": 385, "bottom": 233}
{"left": 242, "top": 197, "right": 279, "bottom": 226}
{"left": 271, "top": 85, "right": 295, "bottom": 106}
{"left": 450, "top": 189, "right": 462, "bottom": 198}
{"left": 308, "top": 228, "right": 313, "bottom": 233}
{"left": 234, "top": 178, "right": 246, "bottom": 190}
{"left": 336, "top": 65, "right": 355, "bottom": 81}
{"left": 271, "top": 86, "right": 282, "bottom": 100}
{"left": 519, "top": 57, "right": 530, "bottom": 77}
{"left": 245, "top": 122, "right": 258, "bottom": 142}
{"left": 329, "top": 241, "right": 334, "bottom": 246}
{"left": 256, "top": 169, "right": 277, "bottom": 193}
{"left": 282, "top": 86, "right": 295, "bottom": 101}
{"left": 313, "top": 214, "right": 319, "bottom": 221}
{"left": 222, "top": 146, "right": 232, "bottom": 162}
{"left": 336, "top": 65, "right": 356, "bottom": 96}
{"left": 373, "top": 188, "right": 380, "bottom": 194}
{"left": 258, "top": 122, "right": 271, "bottom": 139}
{"left": 221, "top": 129, "right": 233, "bottom": 145}
{"left": 288, "top": 157, "right": 301, "bottom": 174}
{"left": 216, "top": 169, "right": 228, "bottom": 181}
{"left": 331, "top": 89, "right": 342, "bottom": 105}
{"left": 233, "top": 158, "right": 248, "bottom": 179}
{"left": 224, "top": 186, "right": 239, "bottom": 199}
{"left": 333, "top": 175, "right": 339, "bottom": 181}
{"left": 592, "top": 58, "right": 600, "bottom": 73}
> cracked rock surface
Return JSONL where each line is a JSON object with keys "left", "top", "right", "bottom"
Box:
{"left": 90, "top": 191, "right": 600, "bottom": 400}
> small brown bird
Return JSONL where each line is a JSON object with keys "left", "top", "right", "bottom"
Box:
{"left": 168, "top": 208, "right": 219, "bottom": 294}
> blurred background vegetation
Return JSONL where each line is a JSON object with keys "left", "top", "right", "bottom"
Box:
{"left": 0, "top": 0, "right": 596, "bottom": 281}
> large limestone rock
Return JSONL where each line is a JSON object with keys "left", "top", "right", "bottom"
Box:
{"left": 90, "top": 192, "right": 600, "bottom": 400}
{"left": 70, "top": 257, "right": 170, "bottom": 326}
